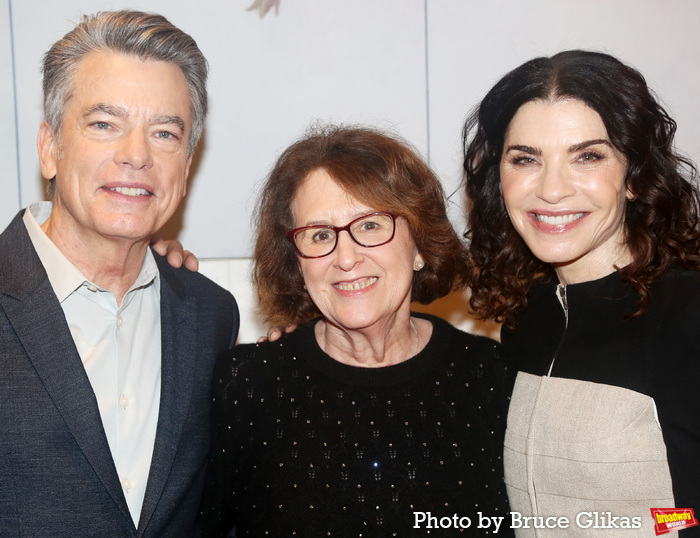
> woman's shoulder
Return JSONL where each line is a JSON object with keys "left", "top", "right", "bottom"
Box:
{"left": 214, "top": 324, "right": 318, "bottom": 382}
{"left": 651, "top": 266, "right": 700, "bottom": 316}
{"left": 415, "top": 312, "right": 502, "bottom": 353}
{"left": 414, "top": 312, "right": 512, "bottom": 377}
{"left": 414, "top": 313, "right": 514, "bottom": 415}
{"left": 656, "top": 265, "right": 700, "bottom": 290}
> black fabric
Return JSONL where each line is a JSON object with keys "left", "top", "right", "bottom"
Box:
{"left": 202, "top": 313, "right": 515, "bottom": 537}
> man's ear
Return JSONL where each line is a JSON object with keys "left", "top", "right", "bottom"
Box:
{"left": 37, "top": 122, "right": 58, "bottom": 180}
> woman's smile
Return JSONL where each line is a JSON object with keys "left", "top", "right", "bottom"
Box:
{"left": 333, "top": 277, "right": 378, "bottom": 292}
{"left": 532, "top": 211, "right": 585, "bottom": 226}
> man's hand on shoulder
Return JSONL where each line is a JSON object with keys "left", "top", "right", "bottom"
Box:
{"left": 150, "top": 235, "right": 199, "bottom": 272}
{"left": 258, "top": 323, "right": 298, "bottom": 343}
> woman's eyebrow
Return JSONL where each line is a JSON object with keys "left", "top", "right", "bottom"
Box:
{"left": 504, "top": 144, "right": 541, "bottom": 155}
{"left": 568, "top": 138, "right": 611, "bottom": 152}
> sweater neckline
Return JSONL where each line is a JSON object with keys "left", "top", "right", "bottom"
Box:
{"left": 544, "top": 268, "right": 633, "bottom": 301}
{"left": 286, "top": 313, "right": 456, "bottom": 389}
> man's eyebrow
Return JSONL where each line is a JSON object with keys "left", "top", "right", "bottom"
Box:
{"left": 151, "top": 115, "right": 186, "bottom": 133}
{"left": 82, "top": 103, "right": 127, "bottom": 118}
{"left": 568, "top": 138, "right": 611, "bottom": 152}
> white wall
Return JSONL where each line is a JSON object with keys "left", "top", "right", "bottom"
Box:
{"left": 0, "top": 0, "right": 20, "bottom": 221}
{"left": 5, "top": 0, "right": 428, "bottom": 257}
{"left": 3, "top": 1, "right": 700, "bottom": 340}
{"left": 427, "top": 1, "right": 700, "bottom": 231}
{"left": 5, "top": 0, "right": 700, "bottom": 256}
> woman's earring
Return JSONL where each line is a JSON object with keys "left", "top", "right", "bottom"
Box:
{"left": 414, "top": 259, "right": 425, "bottom": 271}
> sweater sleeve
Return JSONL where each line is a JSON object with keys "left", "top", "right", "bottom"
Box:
{"left": 650, "top": 271, "right": 700, "bottom": 535}
{"left": 199, "top": 345, "right": 258, "bottom": 537}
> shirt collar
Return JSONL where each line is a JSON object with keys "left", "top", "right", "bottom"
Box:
{"left": 23, "top": 201, "right": 159, "bottom": 303}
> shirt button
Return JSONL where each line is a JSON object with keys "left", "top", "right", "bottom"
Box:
{"left": 119, "top": 395, "right": 129, "bottom": 408}
{"left": 86, "top": 284, "right": 98, "bottom": 292}
{"left": 122, "top": 478, "right": 132, "bottom": 491}
{"left": 117, "top": 316, "right": 123, "bottom": 327}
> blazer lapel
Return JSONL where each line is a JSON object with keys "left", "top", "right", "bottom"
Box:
{"left": 0, "top": 213, "right": 134, "bottom": 529}
{"left": 137, "top": 257, "right": 197, "bottom": 534}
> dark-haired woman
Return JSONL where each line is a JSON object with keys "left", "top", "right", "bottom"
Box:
{"left": 463, "top": 50, "right": 700, "bottom": 536}
{"left": 202, "top": 125, "right": 514, "bottom": 537}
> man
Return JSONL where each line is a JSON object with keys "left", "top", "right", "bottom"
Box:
{"left": 0, "top": 11, "right": 239, "bottom": 536}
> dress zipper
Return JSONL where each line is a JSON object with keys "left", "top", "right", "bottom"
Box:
{"left": 528, "top": 283, "right": 570, "bottom": 528}
{"left": 548, "top": 284, "right": 569, "bottom": 377}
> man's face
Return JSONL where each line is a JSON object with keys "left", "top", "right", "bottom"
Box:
{"left": 38, "top": 51, "right": 193, "bottom": 246}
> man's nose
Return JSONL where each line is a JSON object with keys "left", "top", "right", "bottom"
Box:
{"left": 114, "top": 129, "right": 153, "bottom": 169}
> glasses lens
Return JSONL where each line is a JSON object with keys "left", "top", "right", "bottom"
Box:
{"left": 350, "top": 213, "right": 395, "bottom": 246}
{"left": 294, "top": 227, "right": 337, "bottom": 257}
{"left": 291, "top": 213, "right": 396, "bottom": 258}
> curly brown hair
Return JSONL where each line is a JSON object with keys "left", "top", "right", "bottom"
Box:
{"left": 253, "top": 124, "right": 470, "bottom": 325}
{"left": 463, "top": 50, "right": 700, "bottom": 327}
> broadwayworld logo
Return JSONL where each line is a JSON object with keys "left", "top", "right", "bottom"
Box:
{"left": 651, "top": 508, "right": 699, "bottom": 535}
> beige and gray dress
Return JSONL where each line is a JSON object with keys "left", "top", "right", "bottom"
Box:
{"left": 502, "top": 267, "right": 700, "bottom": 537}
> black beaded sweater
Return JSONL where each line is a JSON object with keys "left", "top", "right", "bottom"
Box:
{"left": 201, "top": 313, "right": 515, "bottom": 537}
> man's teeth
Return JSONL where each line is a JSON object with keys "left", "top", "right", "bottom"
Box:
{"left": 335, "top": 277, "right": 377, "bottom": 291}
{"left": 535, "top": 213, "right": 584, "bottom": 225}
{"left": 110, "top": 187, "right": 150, "bottom": 196}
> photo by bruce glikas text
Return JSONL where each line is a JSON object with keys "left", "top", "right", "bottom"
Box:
{"left": 413, "top": 511, "right": 643, "bottom": 532}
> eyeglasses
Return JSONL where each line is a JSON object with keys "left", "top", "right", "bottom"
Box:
{"left": 286, "top": 212, "right": 398, "bottom": 259}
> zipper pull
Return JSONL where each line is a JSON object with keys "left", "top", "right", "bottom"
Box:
{"left": 556, "top": 284, "right": 569, "bottom": 327}
{"left": 556, "top": 284, "right": 568, "bottom": 310}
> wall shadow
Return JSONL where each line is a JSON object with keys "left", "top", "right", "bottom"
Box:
{"left": 412, "top": 290, "right": 502, "bottom": 341}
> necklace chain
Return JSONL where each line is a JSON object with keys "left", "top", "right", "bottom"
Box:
{"left": 409, "top": 318, "right": 419, "bottom": 356}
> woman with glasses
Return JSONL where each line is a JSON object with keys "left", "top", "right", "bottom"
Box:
{"left": 201, "top": 125, "right": 515, "bottom": 537}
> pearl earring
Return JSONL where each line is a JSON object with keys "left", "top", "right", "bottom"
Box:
{"left": 414, "top": 259, "right": 424, "bottom": 271}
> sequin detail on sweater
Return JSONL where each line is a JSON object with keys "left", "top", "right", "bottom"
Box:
{"left": 202, "top": 314, "right": 514, "bottom": 537}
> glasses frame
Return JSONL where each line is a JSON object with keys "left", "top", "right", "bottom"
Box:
{"left": 286, "top": 211, "right": 399, "bottom": 259}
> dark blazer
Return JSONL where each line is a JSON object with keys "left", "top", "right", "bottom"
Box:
{"left": 0, "top": 210, "right": 239, "bottom": 537}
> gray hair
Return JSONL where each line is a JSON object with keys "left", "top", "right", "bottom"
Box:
{"left": 42, "top": 10, "right": 208, "bottom": 156}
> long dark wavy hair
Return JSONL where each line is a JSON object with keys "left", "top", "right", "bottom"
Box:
{"left": 254, "top": 124, "right": 471, "bottom": 326}
{"left": 463, "top": 49, "right": 700, "bottom": 326}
